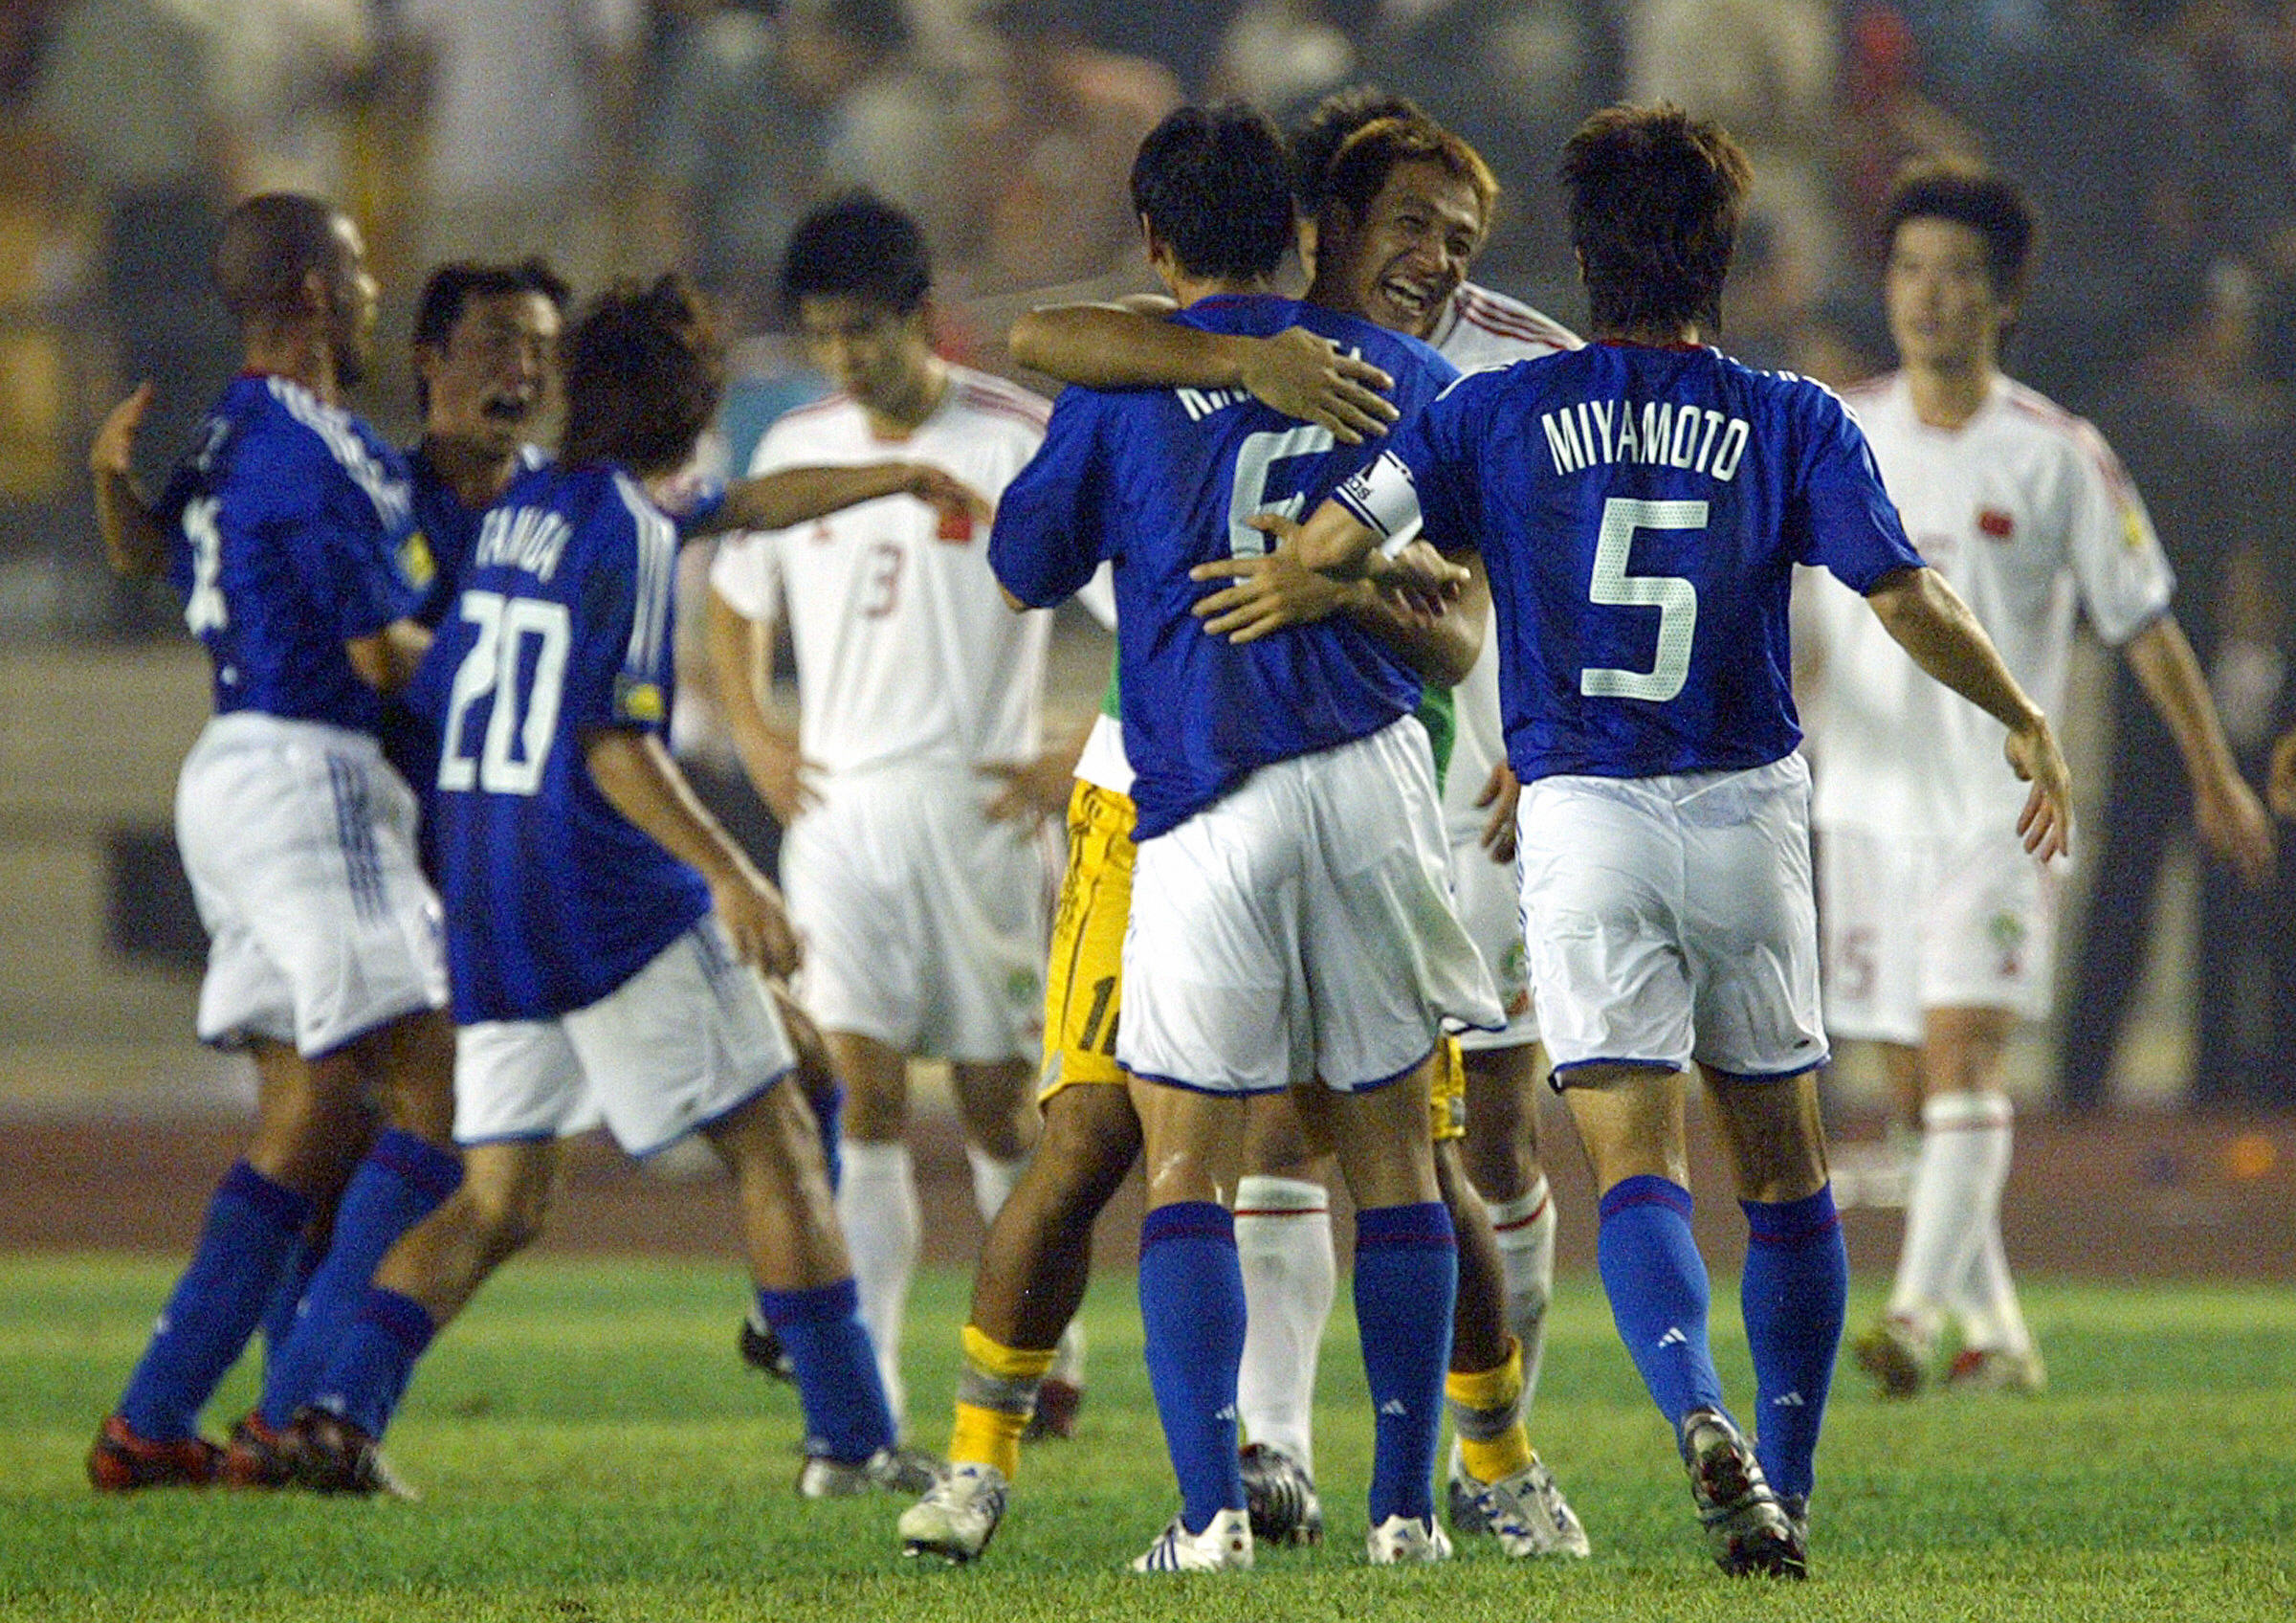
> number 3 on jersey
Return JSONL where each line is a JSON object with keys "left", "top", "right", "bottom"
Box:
{"left": 439, "top": 590, "right": 571, "bottom": 794}
{"left": 1581, "top": 497, "right": 1703, "bottom": 702}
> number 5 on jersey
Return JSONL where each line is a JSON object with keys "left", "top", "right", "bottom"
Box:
{"left": 1582, "top": 497, "right": 1703, "bottom": 702}
{"left": 439, "top": 590, "right": 571, "bottom": 795}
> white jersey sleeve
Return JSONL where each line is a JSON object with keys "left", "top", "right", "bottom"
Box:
{"left": 707, "top": 523, "right": 784, "bottom": 623}
{"left": 2060, "top": 418, "right": 2175, "bottom": 647}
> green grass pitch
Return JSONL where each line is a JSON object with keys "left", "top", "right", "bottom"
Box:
{"left": 3, "top": 1256, "right": 2291, "bottom": 1621}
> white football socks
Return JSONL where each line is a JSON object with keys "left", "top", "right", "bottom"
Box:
{"left": 1233, "top": 1174, "right": 1334, "bottom": 1473}
{"left": 837, "top": 1136, "right": 919, "bottom": 1429}
{"left": 1888, "top": 1090, "right": 2014, "bottom": 1347}
{"left": 1487, "top": 1174, "right": 1556, "bottom": 1409}
{"left": 964, "top": 1144, "right": 1027, "bottom": 1225}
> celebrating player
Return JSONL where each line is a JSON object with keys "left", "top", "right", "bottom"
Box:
{"left": 707, "top": 194, "right": 1073, "bottom": 1434}
{"left": 901, "top": 109, "right": 1538, "bottom": 1568}
{"left": 1800, "top": 163, "right": 2274, "bottom": 1400}
{"left": 281, "top": 276, "right": 928, "bottom": 1500}
{"left": 987, "top": 99, "right": 1587, "bottom": 1558}
{"left": 1278, "top": 104, "right": 2073, "bottom": 1578}
{"left": 990, "top": 102, "right": 1501, "bottom": 1572}
{"left": 84, "top": 194, "right": 463, "bottom": 1491}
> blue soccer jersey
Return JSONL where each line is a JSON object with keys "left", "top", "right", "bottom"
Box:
{"left": 155, "top": 372, "right": 418, "bottom": 733}
{"left": 1336, "top": 343, "right": 1924, "bottom": 781}
{"left": 409, "top": 460, "right": 710, "bottom": 1022}
{"left": 991, "top": 295, "right": 1459, "bottom": 840}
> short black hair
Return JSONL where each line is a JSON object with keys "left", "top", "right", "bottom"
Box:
{"left": 779, "top": 191, "right": 932, "bottom": 321}
{"left": 212, "top": 192, "right": 352, "bottom": 324}
{"left": 1287, "top": 85, "right": 1425, "bottom": 217}
{"left": 559, "top": 276, "right": 725, "bottom": 477}
{"left": 413, "top": 258, "right": 571, "bottom": 351}
{"left": 1129, "top": 103, "right": 1293, "bottom": 284}
{"left": 411, "top": 258, "right": 571, "bottom": 412}
{"left": 1883, "top": 161, "right": 2037, "bottom": 301}
{"left": 1320, "top": 115, "right": 1497, "bottom": 238}
{"left": 1560, "top": 103, "right": 1752, "bottom": 337}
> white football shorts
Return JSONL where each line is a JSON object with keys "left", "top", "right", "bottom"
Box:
{"left": 1517, "top": 754, "right": 1826, "bottom": 1081}
{"left": 1817, "top": 823, "right": 2056, "bottom": 1045}
{"left": 781, "top": 763, "right": 1047, "bottom": 1062}
{"left": 453, "top": 915, "right": 797, "bottom": 1157}
{"left": 175, "top": 712, "right": 447, "bottom": 1057}
{"left": 1119, "top": 717, "right": 1504, "bottom": 1095}
{"left": 1446, "top": 816, "right": 1537, "bottom": 1052}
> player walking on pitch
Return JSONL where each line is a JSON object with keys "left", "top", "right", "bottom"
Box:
{"left": 708, "top": 195, "right": 1074, "bottom": 1433}
{"left": 1800, "top": 163, "right": 2273, "bottom": 1400}
{"left": 1278, "top": 104, "right": 2074, "bottom": 1578}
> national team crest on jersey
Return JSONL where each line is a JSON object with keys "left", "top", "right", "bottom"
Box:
{"left": 401, "top": 530, "right": 436, "bottom": 591}
{"left": 1977, "top": 508, "right": 2015, "bottom": 542}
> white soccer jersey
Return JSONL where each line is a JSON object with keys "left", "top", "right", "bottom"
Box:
{"left": 709, "top": 367, "right": 1053, "bottom": 776}
{"left": 1801, "top": 370, "right": 2174, "bottom": 837}
{"left": 1429, "top": 284, "right": 1580, "bottom": 834}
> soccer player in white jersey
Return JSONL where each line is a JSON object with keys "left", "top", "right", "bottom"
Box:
{"left": 1279, "top": 104, "right": 2074, "bottom": 1578}
{"left": 708, "top": 193, "right": 1070, "bottom": 1431}
{"left": 83, "top": 194, "right": 460, "bottom": 1491}
{"left": 1799, "top": 164, "right": 2275, "bottom": 1400}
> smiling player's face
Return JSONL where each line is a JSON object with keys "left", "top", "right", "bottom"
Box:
{"left": 419, "top": 291, "right": 563, "bottom": 456}
{"left": 1317, "top": 159, "right": 1486, "bottom": 340}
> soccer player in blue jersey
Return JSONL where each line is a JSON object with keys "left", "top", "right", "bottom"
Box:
{"left": 82, "top": 193, "right": 466, "bottom": 1492}
{"left": 990, "top": 103, "right": 1502, "bottom": 1571}
{"left": 1276, "top": 104, "right": 2075, "bottom": 1578}
{"left": 281, "top": 275, "right": 924, "bottom": 1500}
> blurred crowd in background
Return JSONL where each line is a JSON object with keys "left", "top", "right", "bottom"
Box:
{"left": 1, "top": 0, "right": 2292, "bottom": 1109}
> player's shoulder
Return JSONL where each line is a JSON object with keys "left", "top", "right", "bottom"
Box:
{"left": 1994, "top": 374, "right": 2122, "bottom": 469}
{"left": 758, "top": 389, "right": 863, "bottom": 455}
{"left": 946, "top": 365, "right": 1052, "bottom": 435}
{"left": 1442, "top": 282, "right": 1583, "bottom": 361}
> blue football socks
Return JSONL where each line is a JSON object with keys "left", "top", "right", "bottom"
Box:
{"left": 259, "top": 1128, "right": 462, "bottom": 1430}
{"left": 1740, "top": 1186, "right": 1846, "bottom": 1501}
{"left": 1354, "top": 1201, "right": 1457, "bottom": 1524}
{"left": 118, "top": 1161, "right": 313, "bottom": 1439}
{"left": 312, "top": 1288, "right": 437, "bottom": 1438}
{"left": 759, "top": 1278, "right": 895, "bottom": 1463}
{"left": 258, "top": 1230, "right": 319, "bottom": 1356}
{"left": 1597, "top": 1175, "right": 1728, "bottom": 1430}
{"left": 1138, "top": 1201, "right": 1247, "bottom": 1534}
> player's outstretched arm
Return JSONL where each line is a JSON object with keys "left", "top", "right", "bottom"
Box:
{"left": 2123, "top": 615, "right": 2276, "bottom": 885}
{"left": 1280, "top": 499, "right": 1469, "bottom": 619}
{"left": 1864, "top": 565, "right": 2073, "bottom": 860}
{"left": 90, "top": 383, "right": 167, "bottom": 578}
{"left": 703, "top": 587, "right": 820, "bottom": 826}
{"left": 703, "top": 462, "right": 992, "bottom": 538}
{"left": 1191, "top": 533, "right": 1485, "bottom": 685}
{"left": 1010, "top": 302, "right": 1397, "bottom": 445}
{"left": 584, "top": 724, "right": 799, "bottom": 975}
